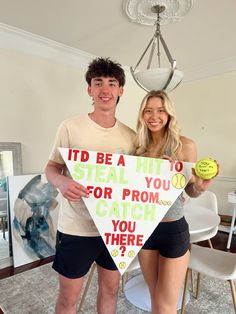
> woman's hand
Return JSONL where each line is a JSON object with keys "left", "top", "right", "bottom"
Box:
{"left": 187, "top": 161, "right": 219, "bottom": 197}
{"left": 191, "top": 169, "right": 214, "bottom": 192}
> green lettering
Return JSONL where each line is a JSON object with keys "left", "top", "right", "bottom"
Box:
{"left": 73, "top": 163, "right": 85, "bottom": 180}
{"left": 95, "top": 165, "right": 106, "bottom": 183}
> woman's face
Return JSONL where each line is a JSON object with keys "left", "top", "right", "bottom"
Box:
{"left": 143, "top": 97, "right": 169, "bottom": 133}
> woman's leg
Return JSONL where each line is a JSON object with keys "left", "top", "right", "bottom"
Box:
{"left": 138, "top": 249, "right": 160, "bottom": 310}
{"left": 154, "top": 251, "right": 190, "bottom": 314}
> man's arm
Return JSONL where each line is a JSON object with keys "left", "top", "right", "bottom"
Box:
{"left": 45, "top": 160, "right": 89, "bottom": 201}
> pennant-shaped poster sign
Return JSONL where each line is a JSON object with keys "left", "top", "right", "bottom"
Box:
{"left": 59, "top": 148, "right": 194, "bottom": 275}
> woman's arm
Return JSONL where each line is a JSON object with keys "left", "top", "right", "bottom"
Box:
{"left": 180, "top": 136, "right": 216, "bottom": 198}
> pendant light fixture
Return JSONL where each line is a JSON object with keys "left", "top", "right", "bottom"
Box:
{"left": 123, "top": 0, "right": 195, "bottom": 92}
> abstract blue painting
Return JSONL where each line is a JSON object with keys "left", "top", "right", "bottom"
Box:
{"left": 8, "top": 174, "right": 59, "bottom": 267}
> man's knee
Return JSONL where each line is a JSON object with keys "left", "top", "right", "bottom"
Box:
{"left": 100, "top": 281, "right": 119, "bottom": 296}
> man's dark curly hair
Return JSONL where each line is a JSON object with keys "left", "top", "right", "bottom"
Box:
{"left": 85, "top": 57, "right": 125, "bottom": 86}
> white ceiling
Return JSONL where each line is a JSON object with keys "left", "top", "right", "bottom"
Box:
{"left": 0, "top": 0, "right": 236, "bottom": 82}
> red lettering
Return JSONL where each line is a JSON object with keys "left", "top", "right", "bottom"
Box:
{"left": 145, "top": 176, "right": 152, "bottom": 188}
{"left": 149, "top": 192, "right": 159, "bottom": 203}
{"left": 127, "top": 221, "right": 136, "bottom": 233}
{"left": 127, "top": 234, "right": 135, "bottom": 245}
{"left": 169, "top": 160, "right": 183, "bottom": 172}
{"left": 103, "top": 187, "right": 112, "bottom": 199}
{"left": 104, "top": 232, "right": 111, "bottom": 244}
{"left": 104, "top": 233, "right": 144, "bottom": 246}
{"left": 117, "top": 155, "right": 125, "bottom": 166}
{"left": 68, "top": 148, "right": 72, "bottom": 160}
{"left": 105, "top": 153, "right": 112, "bottom": 165}
{"left": 119, "top": 234, "right": 127, "bottom": 245}
{"left": 122, "top": 188, "right": 130, "bottom": 200}
{"left": 96, "top": 152, "right": 105, "bottom": 164}
{"left": 81, "top": 150, "right": 89, "bottom": 162}
{"left": 136, "top": 234, "right": 144, "bottom": 246}
{"left": 175, "top": 161, "right": 183, "bottom": 172}
{"left": 96, "top": 152, "right": 112, "bottom": 165}
{"left": 86, "top": 186, "right": 113, "bottom": 199}
{"left": 163, "top": 180, "right": 170, "bottom": 191}
{"left": 112, "top": 220, "right": 120, "bottom": 232}
{"left": 132, "top": 190, "right": 140, "bottom": 202}
{"left": 72, "top": 149, "right": 80, "bottom": 161}
{"left": 153, "top": 178, "right": 161, "bottom": 189}
{"left": 67, "top": 149, "right": 89, "bottom": 162}
{"left": 94, "top": 187, "right": 103, "bottom": 198}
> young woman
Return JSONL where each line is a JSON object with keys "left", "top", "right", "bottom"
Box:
{"left": 136, "top": 90, "right": 215, "bottom": 314}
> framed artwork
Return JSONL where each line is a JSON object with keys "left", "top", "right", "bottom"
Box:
{"left": 0, "top": 142, "right": 22, "bottom": 176}
{"left": 8, "top": 174, "right": 59, "bottom": 267}
{"left": 0, "top": 142, "right": 22, "bottom": 268}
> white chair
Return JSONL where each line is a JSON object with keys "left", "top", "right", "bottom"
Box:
{"left": 227, "top": 208, "right": 236, "bottom": 249}
{"left": 182, "top": 244, "right": 236, "bottom": 312}
{"left": 186, "top": 190, "right": 218, "bottom": 247}
{"left": 181, "top": 191, "right": 219, "bottom": 313}
{"left": 227, "top": 192, "right": 236, "bottom": 249}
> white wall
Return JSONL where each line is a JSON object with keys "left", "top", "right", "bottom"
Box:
{"left": 0, "top": 26, "right": 235, "bottom": 214}
{"left": 171, "top": 74, "right": 236, "bottom": 213}
{"left": 0, "top": 49, "right": 88, "bottom": 173}
{"left": 0, "top": 48, "right": 145, "bottom": 174}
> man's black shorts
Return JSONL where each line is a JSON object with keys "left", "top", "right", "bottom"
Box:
{"left": 52, "top": 231, "right": 118, "bottom": 278}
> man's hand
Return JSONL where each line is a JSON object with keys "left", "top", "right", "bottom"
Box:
{"left": 45, "top": 160, "right": 89, "bottom": 202}
{"left": 57, "top": 176, "right": 89, "bottom": 201}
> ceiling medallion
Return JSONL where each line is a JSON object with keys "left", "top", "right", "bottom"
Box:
{"left": 123, "top": 0, "right": 195, "bottom": 25}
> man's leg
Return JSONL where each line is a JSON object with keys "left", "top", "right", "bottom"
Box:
{"left": 96, "top": 265, "right": 120, "bottom": 314}
{"left": 55, "top": 274, "right": 84, "bottom": 314}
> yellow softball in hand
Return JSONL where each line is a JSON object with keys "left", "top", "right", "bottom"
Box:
{"left": 195, "top": 158, "right": 218, "bottom": 180}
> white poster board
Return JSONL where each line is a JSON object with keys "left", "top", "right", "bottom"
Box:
{"left": 60, "top": 148, "right": 194, "bottom": 275}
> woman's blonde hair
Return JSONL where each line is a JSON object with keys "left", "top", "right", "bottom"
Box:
{"left": 136, "top": 90, "right": 182, "bottom": 159}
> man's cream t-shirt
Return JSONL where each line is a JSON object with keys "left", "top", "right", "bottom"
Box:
{"left": 49, "top": 114, "right": 136, "bottom": 236}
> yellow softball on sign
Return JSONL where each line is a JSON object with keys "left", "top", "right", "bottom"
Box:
{"left": 111, "top": 249, "right": 119, "bottom": 257}
{"left": 119, "top": 262, "right": 126, "bottom": 269}
{"left": 128, "top": 250, "right": 135, "bottom": 258}
{"left": 171, "top": 173, "right": 186, "bottom": 189}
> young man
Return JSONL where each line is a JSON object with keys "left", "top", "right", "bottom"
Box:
{"left": 45, "top": 57, "right": 136, "bottom": 314}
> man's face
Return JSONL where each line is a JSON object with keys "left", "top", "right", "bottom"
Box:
{"left": 87, "top": 77, "right": 123, "bottom": 111}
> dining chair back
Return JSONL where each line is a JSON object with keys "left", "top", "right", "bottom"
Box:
{"left": 182, "top": 244, "right": 236, "bottom": 312}
{"left": 185, "top": 191, "right": 218, "bottom": 245}
{"left": 181, "top": 191, "right": 220, "bottom": 313}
